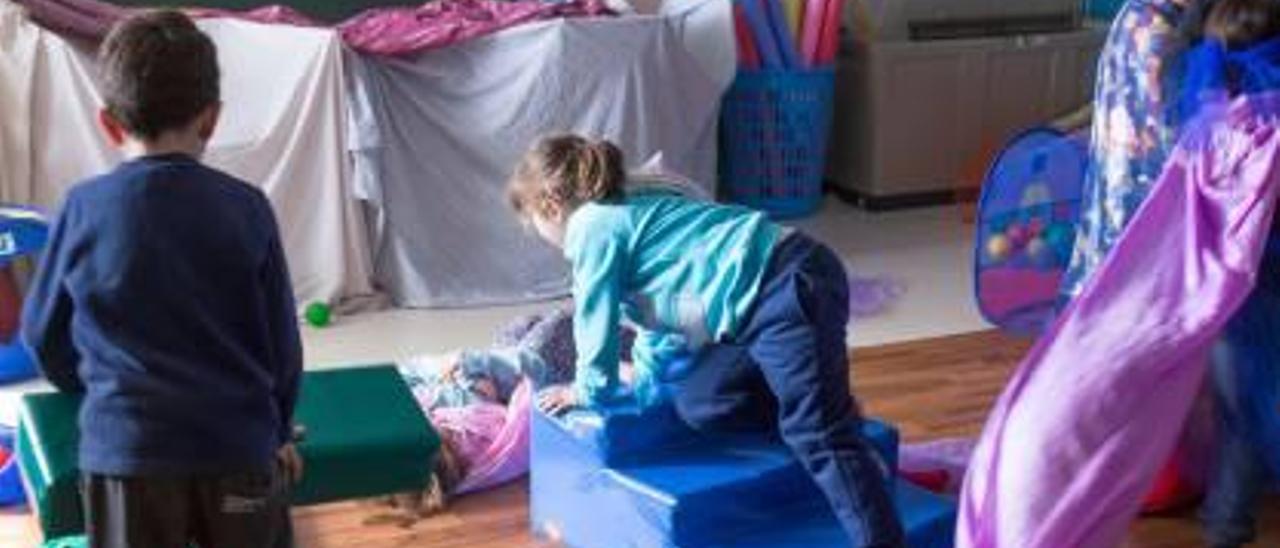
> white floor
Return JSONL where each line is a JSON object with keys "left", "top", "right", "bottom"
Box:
{"left": 0, "top": 198, "right": 990, "bottom": 423}
{"left": 303, "top": 198, "right": 988, "bottom": 367}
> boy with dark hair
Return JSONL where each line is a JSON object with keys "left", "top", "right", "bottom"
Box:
{"left": 22, "top": 10, "right": 303, "bottom": 548}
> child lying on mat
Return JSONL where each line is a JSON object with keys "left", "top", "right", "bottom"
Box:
{"left": 404, "top": 348, "right": 535, "bottom": 410}
{"left": 387, "top": 350, "right": 531, "bottom": 518}
{"left": 402, "top": 308, "right": 638, "bottom": 409}
{"left": 371, "top": 309, "right": 634, "bottom": 523}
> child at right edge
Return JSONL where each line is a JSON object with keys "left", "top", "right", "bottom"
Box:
{"left": 1191, "top": 2, "right": 1280, "bottom": 546}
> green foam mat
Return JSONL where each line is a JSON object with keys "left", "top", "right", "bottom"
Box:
{"left": 16, "top": 365, "right": 439, "bottom": 538}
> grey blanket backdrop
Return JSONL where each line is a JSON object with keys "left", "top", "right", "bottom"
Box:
{"left": 348, "top": 0, "right": 734, "bottom": 307}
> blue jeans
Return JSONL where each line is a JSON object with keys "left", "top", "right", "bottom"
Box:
{"left": 669, "top": 233, "right": 906, "bottom": 547}
{"left": 1203, "top": 247, "right": 1280, "bottom": 546}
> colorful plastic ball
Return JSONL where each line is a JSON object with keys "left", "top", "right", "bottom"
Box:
{"left": 986, "top": 235, "right": 1013, "bottom": 262}
{"left": 1005, "top": 224, "right": 1029, "bottom": 247}
{"left": 1044, "top": 222, "right": 1071, "bottom": 242}
{"left": 1026, "top": 237, "right": 1056, "bottom": 267}
{"left": 1043, "top": 223, "right": 1075, "bottom": 256}
{"left": 1039, "top": 224, "right": 1058, "bottom": 245}
{"left": 304, "top": 302, "right": 332, "bottom": 328}
{"left": 1026, "top": 217, "right": 1045, "bottom": 237}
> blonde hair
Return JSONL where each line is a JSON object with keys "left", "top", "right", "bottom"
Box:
{"left": 508, "top": 135, "right": 626, "bottom": 221}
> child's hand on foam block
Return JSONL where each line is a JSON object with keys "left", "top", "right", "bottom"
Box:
{"left": 537, "top": 385, "right": 579, "bottom": 416}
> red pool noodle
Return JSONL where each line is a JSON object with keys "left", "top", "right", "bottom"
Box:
{"left": 733, "top": 4, "right": 761, "bottom": 70}
{"left": 816, "top": 0, "right": 843, "bottom": 65}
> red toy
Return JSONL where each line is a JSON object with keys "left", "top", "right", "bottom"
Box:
{"left": 900, "top": 469, "right": 950, "bottom": 494}
{"left": 0, "top": 267, "right": 20, "bottom": 341}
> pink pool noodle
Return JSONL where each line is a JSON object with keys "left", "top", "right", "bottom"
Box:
{"left": 800, "top": 0, "right": 827, "bottom": 67}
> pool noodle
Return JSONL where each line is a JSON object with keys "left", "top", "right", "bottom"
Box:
{"left": 801, "top": 0, "right": 827, "bottom": 67}
{"left": 784, "top": 0, "right": 804, "bottom": 44}
{"left": 764, "top": 0, "right": 801, "bottom": 69}
{"left": 817, "top": 0, "right": 843, "bottom": 65}
{"left": 733, "top": 4, "right": 762, "bottom": 70}
{"left": 739, "top": 0, "right": 784, "bottom": 69}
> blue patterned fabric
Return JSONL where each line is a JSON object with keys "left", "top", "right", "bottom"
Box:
{"left": 1063, "top": 0, "right": 1196, "bottom": 298}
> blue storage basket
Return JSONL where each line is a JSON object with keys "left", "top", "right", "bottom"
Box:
{"left": 720, "top": 68, "right": 835, "bottom": 219}
{"left": 0, "top": 425, "right": 23, "bottom": 507}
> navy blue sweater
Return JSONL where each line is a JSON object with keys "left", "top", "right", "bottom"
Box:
{"left": 21, "top": 154, "right": 302, "bottom": 476}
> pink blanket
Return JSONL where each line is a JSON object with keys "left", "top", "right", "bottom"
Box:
{"left": 418, "top": 377, "right": 532, "bottom": 496}
{"left": 450, "top": 379, "right": 531, "bottom": 495}
{"left": 958, "top": 93, "right": 1280, "bottom": 547}
{"left": 334, "top": 0, "right": 610, "bottom": 56}
{"left": 15, "top": 0, "right": 610, "bottom": 55}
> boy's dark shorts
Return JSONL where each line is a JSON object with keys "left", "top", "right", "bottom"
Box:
{"left": 82, "top": 460, "right": 293, "bottom": 548}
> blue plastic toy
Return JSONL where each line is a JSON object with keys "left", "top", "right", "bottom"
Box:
{"left": 973, "top": 128, "right": 1088, "bottom": 336}
{"left": 0, "top": 342, "right": 37, "bottom": 385}
{"left": 0, "top": 425, "right": 25, "bottom": 507}
{"left": 0, "top": 205, "right": 49, "bottom": 268}
{"left": 0, "top": 205, "right": 50, "bottom": 385}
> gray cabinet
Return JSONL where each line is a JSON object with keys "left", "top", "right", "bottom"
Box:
{"left": 827, "top": 28, "right": 1105, "bottom": 208}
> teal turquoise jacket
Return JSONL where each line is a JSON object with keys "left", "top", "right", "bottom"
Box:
{"left": 563, "top": 184, "right": 782, "bottom": 406}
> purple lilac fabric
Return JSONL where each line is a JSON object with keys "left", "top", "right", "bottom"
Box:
{"left": 958, "top": 92, "right": 1280, "bottom": 547}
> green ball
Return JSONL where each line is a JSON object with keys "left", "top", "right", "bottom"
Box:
{"left": 304, "top": 302, "right": 332, "bottom": 327}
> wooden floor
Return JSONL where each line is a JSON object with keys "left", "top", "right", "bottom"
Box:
{"left": 4, "top": 330, "right": 1277, "bottom": 547}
